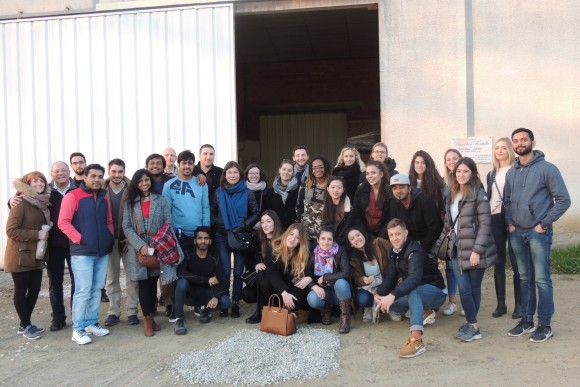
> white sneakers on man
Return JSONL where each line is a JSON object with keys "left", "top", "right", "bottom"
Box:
{"left": 72, "top": 330, "right": 92, "bottom": 345}
{"left": 85, "top": 323, "right": 110, "bottom": 336}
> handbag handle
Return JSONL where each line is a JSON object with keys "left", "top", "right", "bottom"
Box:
{"left": 267, "top": 294, "right": 284, "bottom": 309}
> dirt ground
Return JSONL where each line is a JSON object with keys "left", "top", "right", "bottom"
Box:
{"left": 0, "top": 269, "right": 578, "bottom": 387}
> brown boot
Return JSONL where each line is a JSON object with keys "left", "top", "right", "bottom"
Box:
{"left": 150, "top": 313, "right": 161, "bottom": 331}
{"left": 321, "top": 308, "right": 332, "bottom": 325}
{"left": 143, "top": 315, "right": 154, "bottom": 337}
{"left": 293, "top": 310, "right": 310, "bottom": 324}
{"left": 339, "top": 299, "right": 352, "bottom": 334}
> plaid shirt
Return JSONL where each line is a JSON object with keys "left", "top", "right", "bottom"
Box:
{"left": 150, "top": 223, "right": 180, "bottom": 265}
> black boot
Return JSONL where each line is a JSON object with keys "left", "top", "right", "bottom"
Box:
{"left": 512, "top": 274, "right": 522, "bottom": 319}
{"left": 245, "top": 309, "right": 261, "bottom": 324}
{"left": 492, "top": 272, "right": 507, "bottom": 318}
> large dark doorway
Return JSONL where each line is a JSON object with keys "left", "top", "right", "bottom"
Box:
{"left": 235, "top": 6, "right": 380, "bottom": 179}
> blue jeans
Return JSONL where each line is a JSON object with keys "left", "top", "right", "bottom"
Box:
{"left": 355, "top": 288, "right": 375, "bottom": 308}
{"left": 307, "top": 279, "right": 352, "bottom": 309}
{"left": 174, "top": 278, "right": 231, "bottom": 319}
{"left": 509, "top": 229, "right": 554, "bottom": 326}
{"left": 451, "top": 258, "right": 485, "bottom": 324}
{"left": 215, "top": 232, "right": 246, "bottom": 302}
{"left": 70, "top": 255, "right": 109, "bottom": 331}
{"left": 445, "top": 263, "right": 457, "bottom": 297}
{"left": 389, "top": 284, "right": 447, "bottom": 332}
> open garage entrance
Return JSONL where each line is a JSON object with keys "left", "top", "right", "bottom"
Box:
{"left": 234, "top": 6, "right": 380, "bottom": 179}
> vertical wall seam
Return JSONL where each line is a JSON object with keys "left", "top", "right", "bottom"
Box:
{"left": 465, "top": 0, "right": 475, "bottom": 136}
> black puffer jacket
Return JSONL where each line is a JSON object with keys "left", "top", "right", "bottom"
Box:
{"left": 269, "top": 186, "right": 299, "bottom": 230}
{"left": 377, "top": 239, "right": 445, "bottom": 299}
{"left": 440, "top": 187, "right": 497, "bottom": 270}
{"left": 388, "top": 188, "right": 443, "bottom": 253}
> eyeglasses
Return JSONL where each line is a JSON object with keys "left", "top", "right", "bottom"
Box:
{"left": 311, "top": 166, "right": 325, "bottom": 170}
{"left": 372, "top": 150, "right": 387, "bottom": 155}
{"left": 247, "top": 172, "right": 260, "bottom": 176}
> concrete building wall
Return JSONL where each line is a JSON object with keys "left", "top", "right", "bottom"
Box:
{"left": 1, "top": 0, "right": 578, "bottom": 245}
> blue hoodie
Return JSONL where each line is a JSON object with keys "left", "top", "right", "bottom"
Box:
{"left": 504, "top": 150, "right": 570, "bottom": 231}
{"left": 162, "top": 177, "right": 210, "bottom": 236}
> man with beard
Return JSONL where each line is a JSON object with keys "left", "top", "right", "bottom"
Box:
{"left": 103, "top": 159, "right": 140, "bottom": 327}
{"left": 59, "top": 164, "right": 114, "bottom": 345}
{"left": 162, "top": 150, "right": 210, "bottom": 321}
{"left": 145, "top": 153, "right": 172, "bottom": 194}
{"left": 389, "top": 174, "right": 442, "bottom": 256}
{"left": 69, "top": 152, "right": 87, "bottom": 187}
{"left": 292, "top": 145, "right": 309, "bottom": 185}
{"left": 192, "top": 144, "right": 223, "bottom": 205}
{"left": 505, "top": 128, "right": 570, "bottom": 343}
{"left": 173, "top": 227, "right": 230, "bottom": 335}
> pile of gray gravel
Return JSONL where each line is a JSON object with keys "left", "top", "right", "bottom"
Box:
{"left": 171, "top": 327, "right": 341, "bottom": 386}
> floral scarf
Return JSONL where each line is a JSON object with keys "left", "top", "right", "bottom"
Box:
{"left": 313, "top": 242, "right": 339, "bottom": 276}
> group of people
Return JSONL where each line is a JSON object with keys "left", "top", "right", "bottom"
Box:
{"left": 4, "top": 128, "right": 570, "bottom": 358}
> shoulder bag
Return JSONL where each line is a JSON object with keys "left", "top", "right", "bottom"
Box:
{"left": 133, "top": 209, "right": 160, "bottom": 269}
{"left": 436, "top": 201, "right": 464, "bottom": 261}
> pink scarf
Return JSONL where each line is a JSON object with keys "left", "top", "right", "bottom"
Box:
{"left": 313, "top": 242, "right": 339, "bottom": 276}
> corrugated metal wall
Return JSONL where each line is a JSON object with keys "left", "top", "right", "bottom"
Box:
{"left": 259, "top": 112, "right": 347, "bottom": 180}
{"left": 0, "top": 4, "right": 236, "bottom": 267}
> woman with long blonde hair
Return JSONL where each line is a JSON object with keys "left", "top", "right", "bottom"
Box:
{"left": 260, "top": 223, "right": 311, "bottom": 322}
{"left": 486, "top": 137, "right": 520, "bottom": 318}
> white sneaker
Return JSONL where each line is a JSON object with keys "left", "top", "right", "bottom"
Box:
{"left": 388, "top": 311, "right": 403, "bottom": 322}
{"left": 442, "top": 302, "right": 457, "bottom": 316}
{"left": 72, "top": 330, "right": 92, "bottom": 345}
{"left": 423, "top": 310, "right": 436, "bottom": 325}
{"left": 85, "top": 323, "right": 110, "bottom": 337}
{"left": 363, "top": 308, "right": 372, "bottom": 323}
{"left": 460, "top": 309, "right": 466, "bottom": 316}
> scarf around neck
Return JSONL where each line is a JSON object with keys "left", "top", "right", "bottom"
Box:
{"left": 14, "top": 179, "right": 51, "bottom": 224}
{"left": 272, "top": 176, "right": 299, "bottom": 204}
{"left": 246, "top": 181, "right": 266, "bottom": 192}
{"left": 218, "top": 180, "right": 248, "bottom": 230}
{"left": 314, "top": 242, "right": 339, "bottom": 276}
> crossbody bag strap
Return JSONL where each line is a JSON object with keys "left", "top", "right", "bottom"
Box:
{"left": 492, "top": 173, "right": 505, "bottom": 207}
{"left": 447, "top": 200, "right": 464, "bottom": 237}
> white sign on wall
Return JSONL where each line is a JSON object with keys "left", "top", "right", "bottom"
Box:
{"left": 451, "top": 137, "right": 493, "bottom": 163}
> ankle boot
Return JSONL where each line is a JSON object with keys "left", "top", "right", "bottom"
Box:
{"left": 492, "top": 272, "right": 507, "bottom": 317}
{"left": 321, "top": 307, "right": 332, "bottom": 325}
{"left": 245, "top": 309, "right": 262, "bottom": 324}
{"left": 512, "top": 274, "right": 523, "bottom": 319}
{"left": 150, "top": 313, "right": 161, "bottom": 331}
{"left": 338, "top": 299, "right": 351, "bottom": 334}
{"left": 143, "top": 315, "right": 154, "bottom": 337}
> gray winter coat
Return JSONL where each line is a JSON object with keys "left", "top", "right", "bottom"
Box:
{"left": 504, "top": 150, "right": 570, "bottom": 231}
{"left": 122, "top": 193, "right": 183, "bottom": 283}
{"left": 439, "top": 187, "right": 497, "bottom": 271}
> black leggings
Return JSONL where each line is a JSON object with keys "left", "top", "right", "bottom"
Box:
{"left": 138, "top": 276, "right": 159, "bottom": 316}
{"left": 12, "top": 269, "right": 43, "bottom": 328}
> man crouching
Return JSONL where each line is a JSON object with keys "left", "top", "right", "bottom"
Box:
{"left": 173, "top": 226, "right": 230, "bottom": 335}
{"left": 374, "top": 218, "right": 447, "bottom": 358}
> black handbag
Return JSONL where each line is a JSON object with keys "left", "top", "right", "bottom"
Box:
{"left": 227, "top": 229, "right": 257, "bottom": 254}
{"left": 241, "top": 270, "right": 258, "bottom": 287}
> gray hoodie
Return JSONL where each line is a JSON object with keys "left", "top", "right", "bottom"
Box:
{"left": 504, "top": 150, "right": 570, "bottom": 231}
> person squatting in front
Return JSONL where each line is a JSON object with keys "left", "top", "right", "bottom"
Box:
{"left": 173, "top": 227, "right": 230, "bottom": 335}
{"left": 305, "top": 226, "right": 352, "bottom": 334}
{"left": 374, "top": 219, "right": 447, "bottom": 358}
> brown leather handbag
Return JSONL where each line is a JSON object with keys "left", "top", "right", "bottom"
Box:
{"left": 260, "top": 294, "right": 296, "bottom": 336}
{"left": 138, "top": 250, "right": 160, "bottom": 269}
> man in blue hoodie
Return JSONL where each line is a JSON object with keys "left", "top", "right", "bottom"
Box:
{"left": 162, "top": 150, "right": 210, "bottom": 320}
{"left": 505, "top": 128, "right": 570, "bottom": 343}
